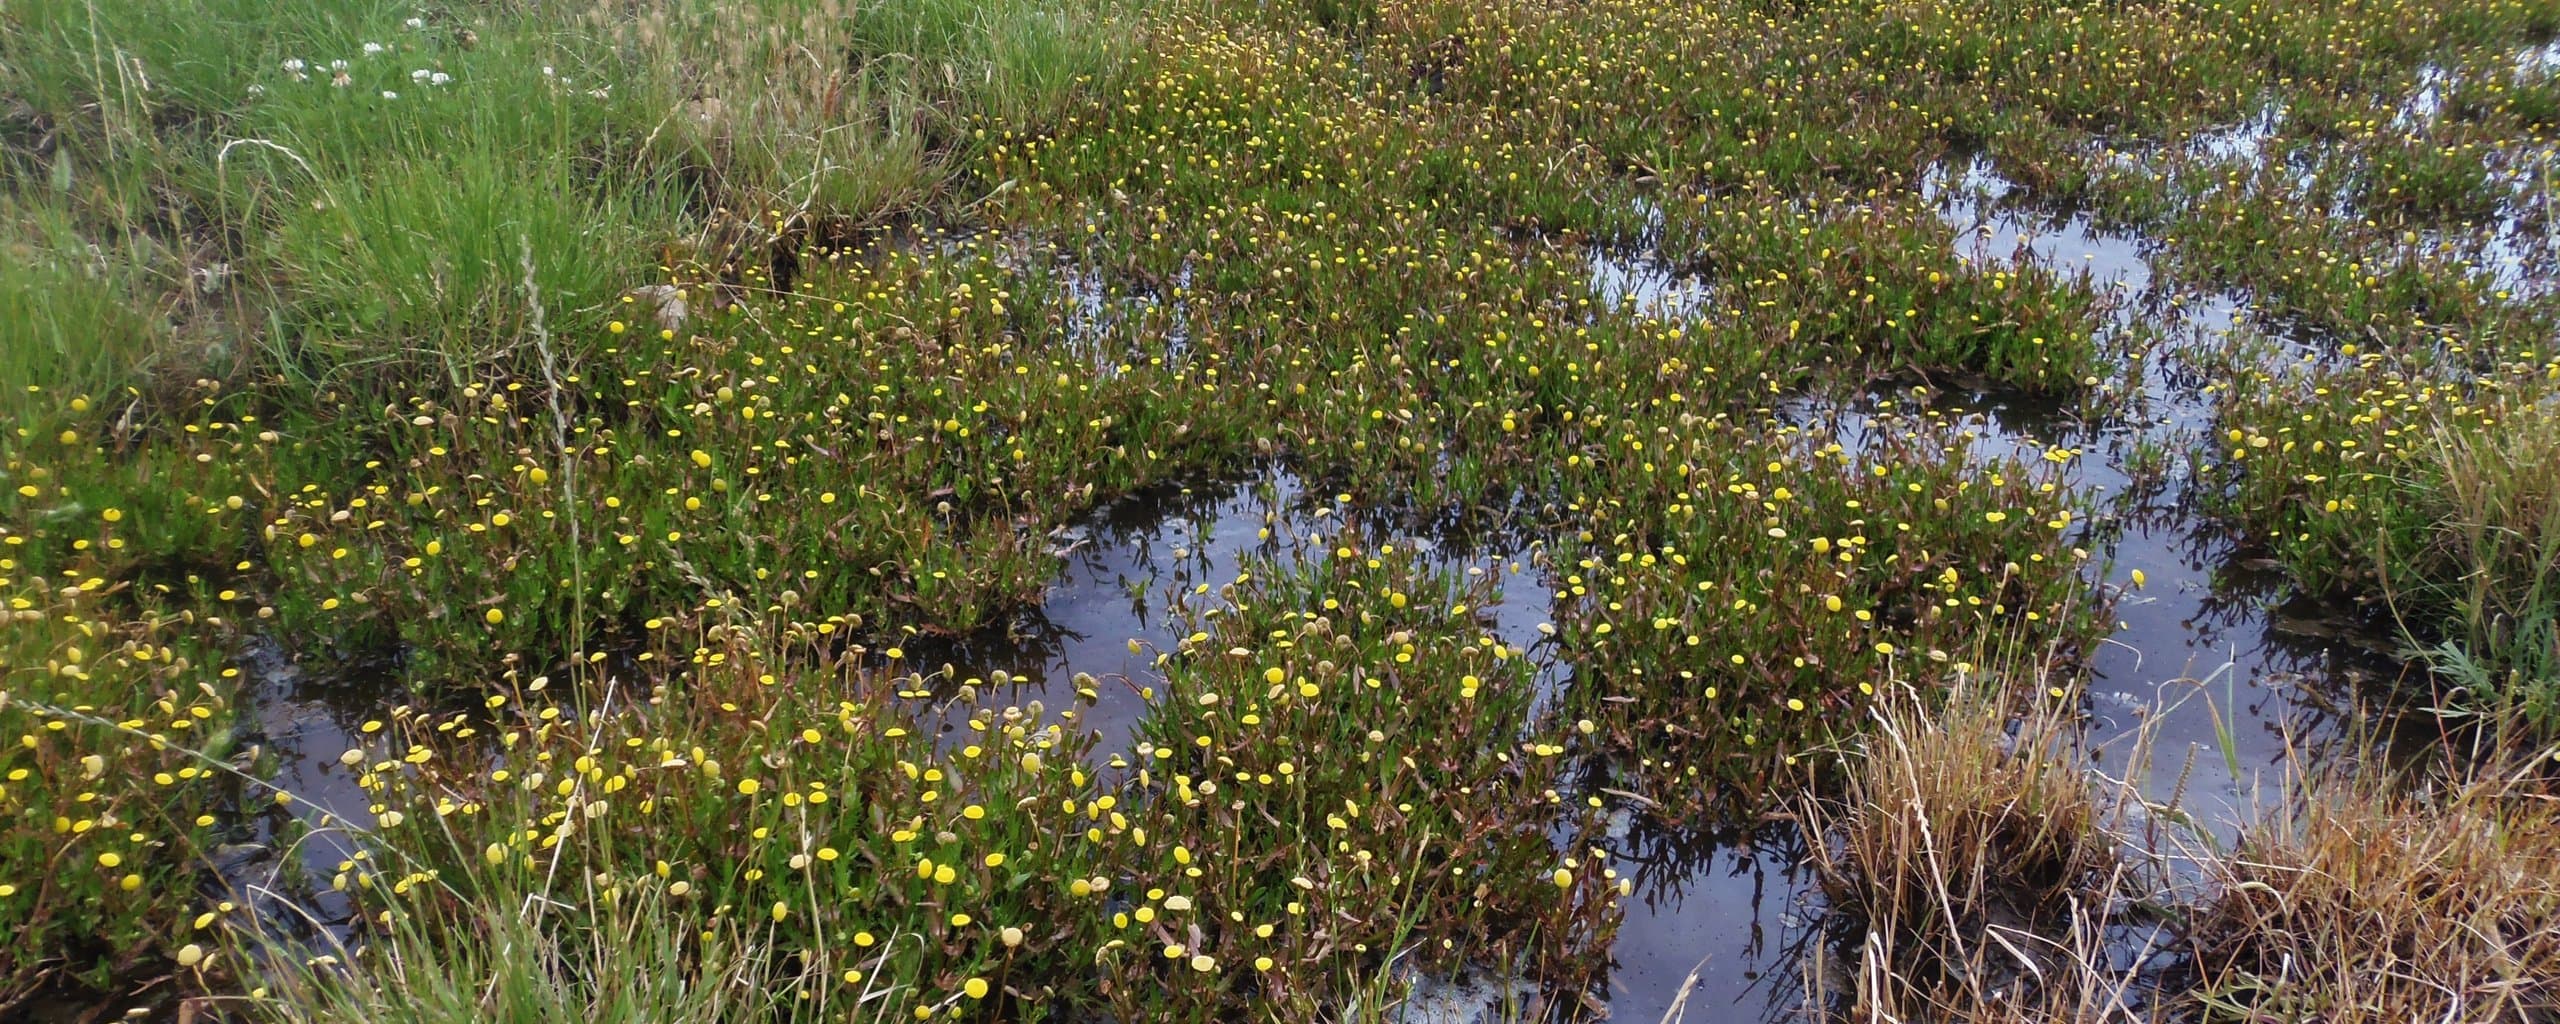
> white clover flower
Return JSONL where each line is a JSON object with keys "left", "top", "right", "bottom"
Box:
{"left": 381, "top": 90, "right": 399, "bottom": 99}
{"left": 281, "top": 58, "right": 307, "bottom": 73}
{"left": 429, "top": 72, "right": 451, "bottom": 86}
{"left": 540, "top": 65, "right": 556, "bottom": 77}
{"left": 404, "top": 17, "right": 425, "bottom": 29}
{"left": 362, "top": 42, "right": 385, "bottom": 56}
{"left": 329, "top": 59, "right": 349, "bottom": 72}
{"left": 331, "top": 70, "right": 352, "bottom": 87}
{"left": 411, "top": 68, "right": 431, "bottom": 82}
{"left": 246, "top": 83, "right": 266, "bottom": 98}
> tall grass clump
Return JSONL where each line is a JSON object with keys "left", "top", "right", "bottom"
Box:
{"left": 2185, "top": 764, "right": 2560, "bottom": 1023}
{"left": 0, "top": 203, "right": 194, "bottom": 421}
{"left": 250, "top": 885, "right": 784, "bottom": 1024}
{"left": 2404, "top": 399, "right": 2560, "bottom": 734}
{"left": 626, "top": 0, "right": 1135, "bottom": 246}
{"left": 1804, "top": 681, "right": 2147, "bottom": 1020}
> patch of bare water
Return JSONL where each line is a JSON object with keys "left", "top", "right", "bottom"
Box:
{"left": 906, "top": 467, "right": 1564, "bottom": 760}
{"left": 175, "top": 635, "right": 399, "bottom": 989}
{"left": 1588, "top": 245, "right": 1715, "bottom": 320}
{"left": 1900, "top": 159, "right": 2424, "bottom": 842}
{"left": 1586, "top": 196, "right": 1718, "bottom": 321}
{"left": 2187, "top": 103, "right": 2287, "bottom": 165}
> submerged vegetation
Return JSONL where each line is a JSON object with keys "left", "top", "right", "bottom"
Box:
{"left": 4, "top": 0, "right": 2559, "bottom": 1019}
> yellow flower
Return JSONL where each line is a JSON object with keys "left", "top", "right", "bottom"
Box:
{"left": 484, "top": 608, "right": 505, "bottom": 626}
{"left": 964, "top": 978, "right": 990, "bottom": 1000}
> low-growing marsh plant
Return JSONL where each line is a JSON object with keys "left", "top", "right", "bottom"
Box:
{"left": 0, "top": 586, "right": 236, "bottom": 999}
{"left": 316, "top": 541, "right": 1614, "bottom": 1023}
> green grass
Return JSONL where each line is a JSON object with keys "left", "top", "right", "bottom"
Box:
{"left": 0, "top": 0, "right": 1134, "bottom": 395}
{"left": 2404, "top": 401, "right": 2560, "bottom": 731}
{"left": 249, "top": 884, "right": 786, "bottom": 1024}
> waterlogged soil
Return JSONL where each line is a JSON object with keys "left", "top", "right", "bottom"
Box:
{"left": 212, "top": 130, "right": 2508, "bottom": 1024}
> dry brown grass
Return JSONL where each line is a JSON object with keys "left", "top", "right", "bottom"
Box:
{"left": 598, "top": 0, "right": 1133, "bottom": 233}
{"left": 2184, "top": 764, "right": 2560, "bottom": 1024}
{"left": 1804, "top": 682, "right": 2159, "bottom": 1022}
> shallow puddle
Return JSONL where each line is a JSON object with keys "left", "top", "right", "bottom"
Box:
{"left": 199, "top": 638, "right": 394, "bottom": 961}
{"left": 1588, "top": 244, "right": 1714, "bottom": 321}
{"left": 904, "top": 468, "right": 1564, "bottom": 758}
{"left": 1908, "top": 159, "right": 2423, "bottom": 832}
